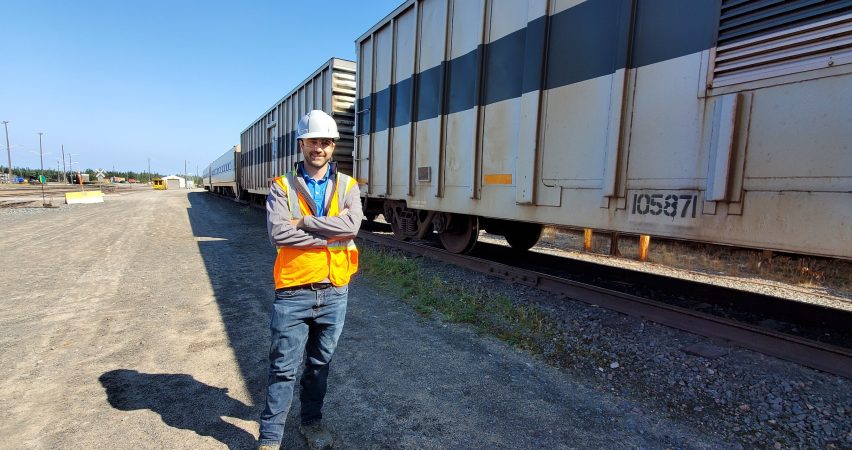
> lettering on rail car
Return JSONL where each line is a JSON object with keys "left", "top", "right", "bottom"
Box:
{"left": 630, "top": 191, "right": 699, "bottom": 221}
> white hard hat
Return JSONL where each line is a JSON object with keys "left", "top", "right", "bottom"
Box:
{"left": 297, "top": 110, "right": 339, "bottom": 140}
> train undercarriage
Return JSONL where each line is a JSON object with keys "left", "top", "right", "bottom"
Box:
{"left": 374, "top": 199, "right": 543, "bottom": 254}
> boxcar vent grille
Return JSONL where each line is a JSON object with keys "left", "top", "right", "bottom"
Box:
{"left": 713, "top": 0, "right": 852, "bottom": 87}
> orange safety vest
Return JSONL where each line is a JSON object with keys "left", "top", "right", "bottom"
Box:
{"left": 272, "top": 170, "right": 359, "bottom": 289}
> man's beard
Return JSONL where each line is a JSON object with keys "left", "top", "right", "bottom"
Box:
{"left": 304, "top": 156, "right": 329, "bottom": 168}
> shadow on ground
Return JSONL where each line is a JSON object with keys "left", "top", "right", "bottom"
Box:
{"left": 102, "top": 192, "right": 276, "bottom": 445}
{"left": 182, "top": 192, "right": 274, "bottom": 404}
{"left": 99, "top": 369, "right": 256, "bottom": 448}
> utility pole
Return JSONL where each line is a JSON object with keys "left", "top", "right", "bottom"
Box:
{"left": 61, "top": 145, "right": 67, "bottom": 183}
{"left": 184, "top": 159, "right": 187, "bottom": 189}
{"left": 2, "top": 121, "right": 11, "bottom": 182}
{"left": 38, "top": 133, "right": 44, "bottom": 176}
{"left": 38, "top": 132, "right": 46, "bottom": 205}
{"left": 147, "top": 157, "right": 151, "bottom": 183}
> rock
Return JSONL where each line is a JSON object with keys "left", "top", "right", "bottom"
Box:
{"left": 681, "top": 342, "right": 730, "bottom": 359}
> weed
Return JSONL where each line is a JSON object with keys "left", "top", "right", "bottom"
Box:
{"left": 359, "top": 247, "right": 573, "bottom": 361}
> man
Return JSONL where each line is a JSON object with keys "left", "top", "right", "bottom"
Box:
{"left": 259, "top": 110, "right": 362, "bottom": 450}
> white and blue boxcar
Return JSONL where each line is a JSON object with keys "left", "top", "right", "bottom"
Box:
{"left": 354, "top": 0, "right": 852, "bottom": 257}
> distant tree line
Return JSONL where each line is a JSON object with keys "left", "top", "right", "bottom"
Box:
{"left": 0, "top": 165, "right": 165, "bottom": 183}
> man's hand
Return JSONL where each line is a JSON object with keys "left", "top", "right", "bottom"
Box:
{"left": 289, "top": 208, "right": 349, "bottom": 232}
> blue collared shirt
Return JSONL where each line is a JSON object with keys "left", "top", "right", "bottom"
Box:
{"left": 299, "top": 163, "right": 331, "bottom": 217}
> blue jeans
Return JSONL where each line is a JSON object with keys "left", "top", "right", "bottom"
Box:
{"left": 258, "top": 284, "right": 348, "bottom": 446}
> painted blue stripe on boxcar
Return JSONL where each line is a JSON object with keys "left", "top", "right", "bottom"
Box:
{"left": 393, "top": 77, "right": 413, "bottom": 128}
{"left": 447, "top": 50, "right": 479, "bottom": 114}
{"left": 632, "top": 0, "right": 720, "bottom": 69}
{"left": 373, "top": 88, "right": 391, "bottom": 134}
{"left": 415, "top": 62, "right": 445, "bottom": 123}
{"left": 356, "top": 0, "right": 722, "bottom": 136}
{"left": 545, "top": 0, "right": 627, "bottom": 90}
{"left": 485, "top": 28, "right": 525, "bottom": 105}
{"left": 521, "top": 16, "right": 547, "bottom": 95}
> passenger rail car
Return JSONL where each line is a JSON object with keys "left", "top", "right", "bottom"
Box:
{"left": 202, "top": 166, "right": 211, "bottom": 191}
{"left": 239, "top": 58, "right": 357, "bottom": 204}
{"left": 204, "top": 145, "right": 241, "bottom": 199}
{"left": 353, "top": 0, "right": 852, "bottom": 257}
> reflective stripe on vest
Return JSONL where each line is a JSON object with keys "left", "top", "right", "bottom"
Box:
{"left": 272, "top": 171, "right": 359, "bottom": 289}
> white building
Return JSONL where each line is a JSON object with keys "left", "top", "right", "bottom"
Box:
{"left": 161, "top": 175, "right": 186, "bottom": 190}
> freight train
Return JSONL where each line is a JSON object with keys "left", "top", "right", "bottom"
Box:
{"left": 205, "top": 0, "right": 852, "bottom": 259}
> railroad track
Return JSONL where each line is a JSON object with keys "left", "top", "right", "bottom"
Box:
{"left": 0, "top": 200, "right": 37, "bottom": 208}
{"left": 0, "top": 184, "right": 142, "bottom": 199}
{"left": 358, "top": 229, "right": 852, "bottom": 379}
{"left": 0, "top": 185, "right": 91, "bottom": 198}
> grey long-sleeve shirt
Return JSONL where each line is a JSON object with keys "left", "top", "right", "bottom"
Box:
{"left": 266, "top": 164, "right": 363, "bottom": 249}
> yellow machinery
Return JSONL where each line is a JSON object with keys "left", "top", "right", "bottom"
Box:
{"left": 152, "top": 179, "right": 166, "bottom": 190}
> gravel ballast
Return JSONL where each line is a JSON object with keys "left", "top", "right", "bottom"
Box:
{"left": 375, "top": 242, "right": 851, "bottom": 449}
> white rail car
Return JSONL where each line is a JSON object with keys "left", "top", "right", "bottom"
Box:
{"left": 204, "top": 145, "right": 241, "bottom": 199}
{"left": 239, "top": 58, "right": 357, "bottom": 204}
{"left": 354, "top": 0, "right": 852, "bottom": 257}
{"left": 202, "top": 166, "right": 211, "bottom": 191}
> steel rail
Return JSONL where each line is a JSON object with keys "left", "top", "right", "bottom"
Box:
{"left": 359, "top": 231, "right": 852, "bottom": 379}
{"left": 0, "top": 185, "right": 131, "bottom": 198}
{"left": 0, "top": 200, "right": 37, "bottom": 208}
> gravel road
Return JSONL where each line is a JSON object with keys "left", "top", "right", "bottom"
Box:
{"left": 0, "top": 189, "right": 847, "bottom": 449}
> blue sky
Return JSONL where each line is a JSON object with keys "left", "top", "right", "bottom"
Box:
{"left": 1, "top": 0, "right": 402, "bottom": 176}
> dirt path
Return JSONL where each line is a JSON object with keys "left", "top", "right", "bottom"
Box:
{"left": 0, "top": 190, "right": 723, "bottom": 449}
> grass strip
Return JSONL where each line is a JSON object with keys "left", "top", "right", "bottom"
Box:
{"left": 359, "top": 246, "right": 564, "bottom": 356}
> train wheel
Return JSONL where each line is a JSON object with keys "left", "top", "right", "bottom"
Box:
{"left": 439, "top": 214, "right": 479, "bottom": 254}
{"left": 503, "top": 222, "right": 543, "bottom": 251}
{"left": 388, "top": 211, "right": 411, "bottom": 241}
